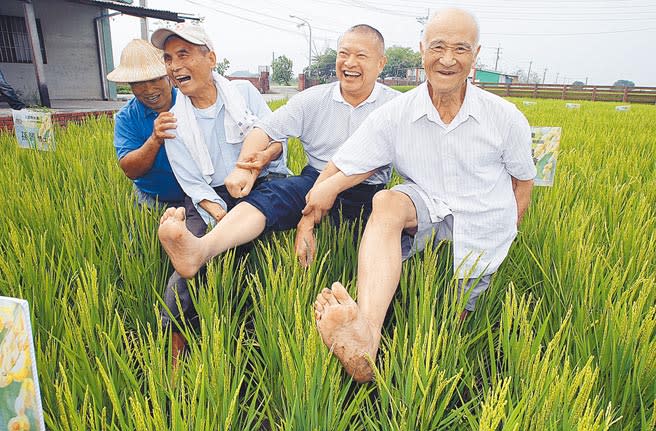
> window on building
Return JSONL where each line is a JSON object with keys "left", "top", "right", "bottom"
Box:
{"left": 0, "top": 15, "right": 47, "bottom": 64}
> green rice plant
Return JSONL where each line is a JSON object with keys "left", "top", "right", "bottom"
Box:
{"left": 0, "top": 98, "right": 654, "bottom": 430}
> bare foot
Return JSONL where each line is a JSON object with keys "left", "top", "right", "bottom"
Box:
{"left": 315, "top": 282, "right": 379, "bottom": 383}
{"left": 158, "top": 207, "right": 207, "bottom": 279}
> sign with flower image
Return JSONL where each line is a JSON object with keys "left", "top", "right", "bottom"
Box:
{"left": 0, "top": 297, "right": 45, "bottom": 431}
{"left": 11, "top": 109, "right": 55, "bottom": 151}
{"left": 531, "top": 126, "right": 562, "bottom": 187}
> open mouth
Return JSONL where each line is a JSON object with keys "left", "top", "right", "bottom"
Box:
{"left": 438, "top": 70, "right": 457, "bottom": 76}
{"left": 144, "top": 94, "right": 161, "bottom": 104}
{"left": 343, "top": 70, "right": 361, "bottom": 78}
{"left": 175, "top": 75, "right": 191, "bottom": 84}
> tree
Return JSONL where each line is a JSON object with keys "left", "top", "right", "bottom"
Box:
{"left": 214, "top": 58, "right": 230, "bottom": 76}
{"left": 572, "top": 80, "right": 585, "bottom": 87}
{"left": 272, "top": 55, "right": 294, "bottom": 85}
{"left": 309, "top": 48, "right": 336, "bottom": 81}
{"left": 515, "top": 68, "right": 541, "bottom": 84}
{"left": 613, "top": 79, "right": 635, "bottom": 88}
{"left": 381, "top": 46, "right": 421, "bottom": 79}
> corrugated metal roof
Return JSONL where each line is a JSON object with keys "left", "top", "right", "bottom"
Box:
{"left": 67, "top": 0, "right": 199, "bottom": 22}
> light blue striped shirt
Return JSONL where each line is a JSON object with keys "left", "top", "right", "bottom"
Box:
{"left": 334, "top": 81, "right": 537, "bottom": 277}
{"left": 165, "top": 80, "right": 288, "bottom": 222}
{"left": 255, "top": 81, "right": 400, "bottom": 184}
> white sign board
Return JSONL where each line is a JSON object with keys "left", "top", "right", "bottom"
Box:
{"left": 11, "top": 109, "right": 55, "bottom": 151}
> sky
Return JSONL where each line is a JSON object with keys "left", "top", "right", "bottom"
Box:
{"left": 109, "top": 0, "right": 656, "bottom": 86}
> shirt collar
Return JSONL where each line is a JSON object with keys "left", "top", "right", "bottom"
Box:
{"left": 331, "top": 81, "right": 381, "bottom": 107}
{"left": 410, "top": 80, "right": 482, "bottom": 125}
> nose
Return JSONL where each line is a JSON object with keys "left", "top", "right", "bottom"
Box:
{"left": 344, "top": 54, "right": 357, "bottom": 67}
{"left": 439, "top": 51, "right": 456, "bottom": 67}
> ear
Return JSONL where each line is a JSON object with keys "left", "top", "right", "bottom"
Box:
{"left": 208, "top": 50, "right": 217, "bottom": 65}
{"left": 378, "top": 54, "right": 387, "bottom": 71}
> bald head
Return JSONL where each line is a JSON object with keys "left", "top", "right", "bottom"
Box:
{"left": 422, "top": 8, "right": 480, "bottom": 48}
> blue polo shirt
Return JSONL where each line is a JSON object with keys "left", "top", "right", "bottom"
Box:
{"left": 113, "top": 88, "right": 184, "bottom": 202}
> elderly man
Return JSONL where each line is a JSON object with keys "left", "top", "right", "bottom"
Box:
{"left": 149, "top": 22, "right": 288, "bottom": 358}
{"left": 304, "top": 8, "right": 536, "bottom": 382}
{"left": 157, "top": 24, "right": 399, "bottom": 279}
{"left": 108, "top": 39, "right": 183, "bottom": 210}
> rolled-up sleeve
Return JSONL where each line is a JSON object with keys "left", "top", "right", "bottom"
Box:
{"left": 255, "top": 91, "right": 305, "bottom": 142}
{"left": 502, "top": 112, "right": 537, "bottom": 180}
{"left": 332, "top": 108, "right": 393, "bottom": 176}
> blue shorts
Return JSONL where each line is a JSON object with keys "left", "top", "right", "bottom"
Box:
{"left": 242, "top": 165, "right": 385, "bottom": 232}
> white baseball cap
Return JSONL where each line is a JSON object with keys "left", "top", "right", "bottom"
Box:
{"left": 151, "top": 22, "right": 214, "bottom": 51}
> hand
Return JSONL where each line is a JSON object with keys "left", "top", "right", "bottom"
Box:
{"left": 199, "top": 200, "right": 227, "bottom": 223}
{"left": 235, "top": 150, "right": 270, "bottom": 173}
{"left": 224, "top": 167, "right": 258, "bottom": 198}
{"left": 301, "top": 181, "right": 339, "bottom": 225}
{"left": 152, "top": 112, "right": 177, "bottom": 142}
{"left": 295, "top": 217, "right": 317, "bottom": 268}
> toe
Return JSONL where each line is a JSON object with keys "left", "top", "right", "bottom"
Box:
{"left": 331, "top": 282, "right": 355, "bottom": 305}
{"left": 316, "top": 293, "right": 328, "bottom": 307}
{"left": 174, "top": 207, "right": 186, "bottom": 221}
{"left": 323, "top": 289, "right": 338, "bottom": 306}
{"left": 160, "top": 207, "right": 177, "bottom": 224}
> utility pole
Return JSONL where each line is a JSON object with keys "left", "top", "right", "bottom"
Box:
{"left": 290, "top": 15, "right": 312, "bottom": 78}
{"left": 139, "top": 0, "right": 148, "bottom": 40}
{"left": 526, "top": 60, "right": 533, "bottom": 83}
{"left": 542, "top": 68, "right": 548, "bottom": 84}
{"left": 555, "top": 72, "right": 559, "bottom": 84}
{"left": 494, "top": 44, "right": 501, "bottom": 71}
{"left": 417, "top": 8, "right": 430, "bottom": 38}
{"left": 585, "top": 77, "right": 588, "bottom": 85}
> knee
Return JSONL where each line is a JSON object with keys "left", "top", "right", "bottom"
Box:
{"left": 369, "top": 190, "right": 410, "bottom": 228}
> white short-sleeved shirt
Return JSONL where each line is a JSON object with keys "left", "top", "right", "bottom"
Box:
{"left": 256, "top": 81, "right": 400, "bottom": 184}
{"left": 333, "top": 81, "right": 537, "bottom": 277}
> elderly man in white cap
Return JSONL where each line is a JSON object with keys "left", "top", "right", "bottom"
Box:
{"left": 109, "top": 39, "right": 209, "bottom": 366}
{"left": 149, "top": 22, "right": 289, "bottom": 360}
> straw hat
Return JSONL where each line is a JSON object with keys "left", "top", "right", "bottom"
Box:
{"left": 151, "top": 22, "right": 214, "bottom": 51}
{"left": 106, "top": 39, "right": 167, "bottom": 83}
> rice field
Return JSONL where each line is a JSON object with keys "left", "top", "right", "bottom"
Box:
{"left": 0, "top": 97, "right": 654, "bottom": 430}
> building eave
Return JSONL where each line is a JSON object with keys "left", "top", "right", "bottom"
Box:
{"left": 66, "top": 0, "right": 199, "bottom": 22}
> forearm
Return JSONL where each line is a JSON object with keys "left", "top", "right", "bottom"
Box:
{"left": 322, "top": 169, "right": 375, "bottom": 195}
{"left": 512, "top": 177, "right": 534, "bottom": 225}
{"left": 238, "top": 128, "right": 272, "bottom": 161}
{"left": 199, "top": 199, "right": 227, "bottom": 222}
{"left": 260, "top": 141, "right": 283, "bottom": 165}
{"left": 119, "top": 135, "right": 163, "bottom": 179}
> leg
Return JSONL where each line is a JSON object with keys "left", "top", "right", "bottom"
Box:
{"left": 158, "top": 202, "right": 267, "bottom": 278}
{"left": 315, "top": 190, "right": 418, "bottom": 382}
{"left": 0, "top": 69, "right": 26, "bottom": 110}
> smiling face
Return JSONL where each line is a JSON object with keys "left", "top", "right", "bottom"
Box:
{"left": 129, "top": 76, "right": 173, "bottom": 113}
{"left": 420, "top": 9, "right": 480, "bottom": 98}
{"left": 163, "top": 36, "right": 216, "bottom": 106}
{"left": 336, "top": 30, "right": 387, "bottom": 106}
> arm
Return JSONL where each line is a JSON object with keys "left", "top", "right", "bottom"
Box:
{"left": 119, "top": 112, "right": 177, "bottom": 179}
{"left": 224, "top": 128, "right": 283, "bottom": 198}
{"left": 512, "top": 177, "right": 533, "bottom": 226}
{"left": 165, "top": 134, "right": 228, "bottom": 225}
{"left": 295, "top": 164, "right": 375, "bottom": 267}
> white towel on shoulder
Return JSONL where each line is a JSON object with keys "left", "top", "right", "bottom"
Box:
{"left": 169, "top": 71, "right": 258, "bottom": 183}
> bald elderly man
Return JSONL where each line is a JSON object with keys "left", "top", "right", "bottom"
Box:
{"left": 304, "top": 8, "right": 536, "bottom": 382}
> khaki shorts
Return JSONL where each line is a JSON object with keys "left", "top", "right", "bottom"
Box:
{"left": 393, "top": 183, "right": 492, "bottom": 312}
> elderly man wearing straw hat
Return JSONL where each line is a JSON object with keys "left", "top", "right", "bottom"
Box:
{"left": 108, "top": 39, "right": 186, "bottom": 210}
